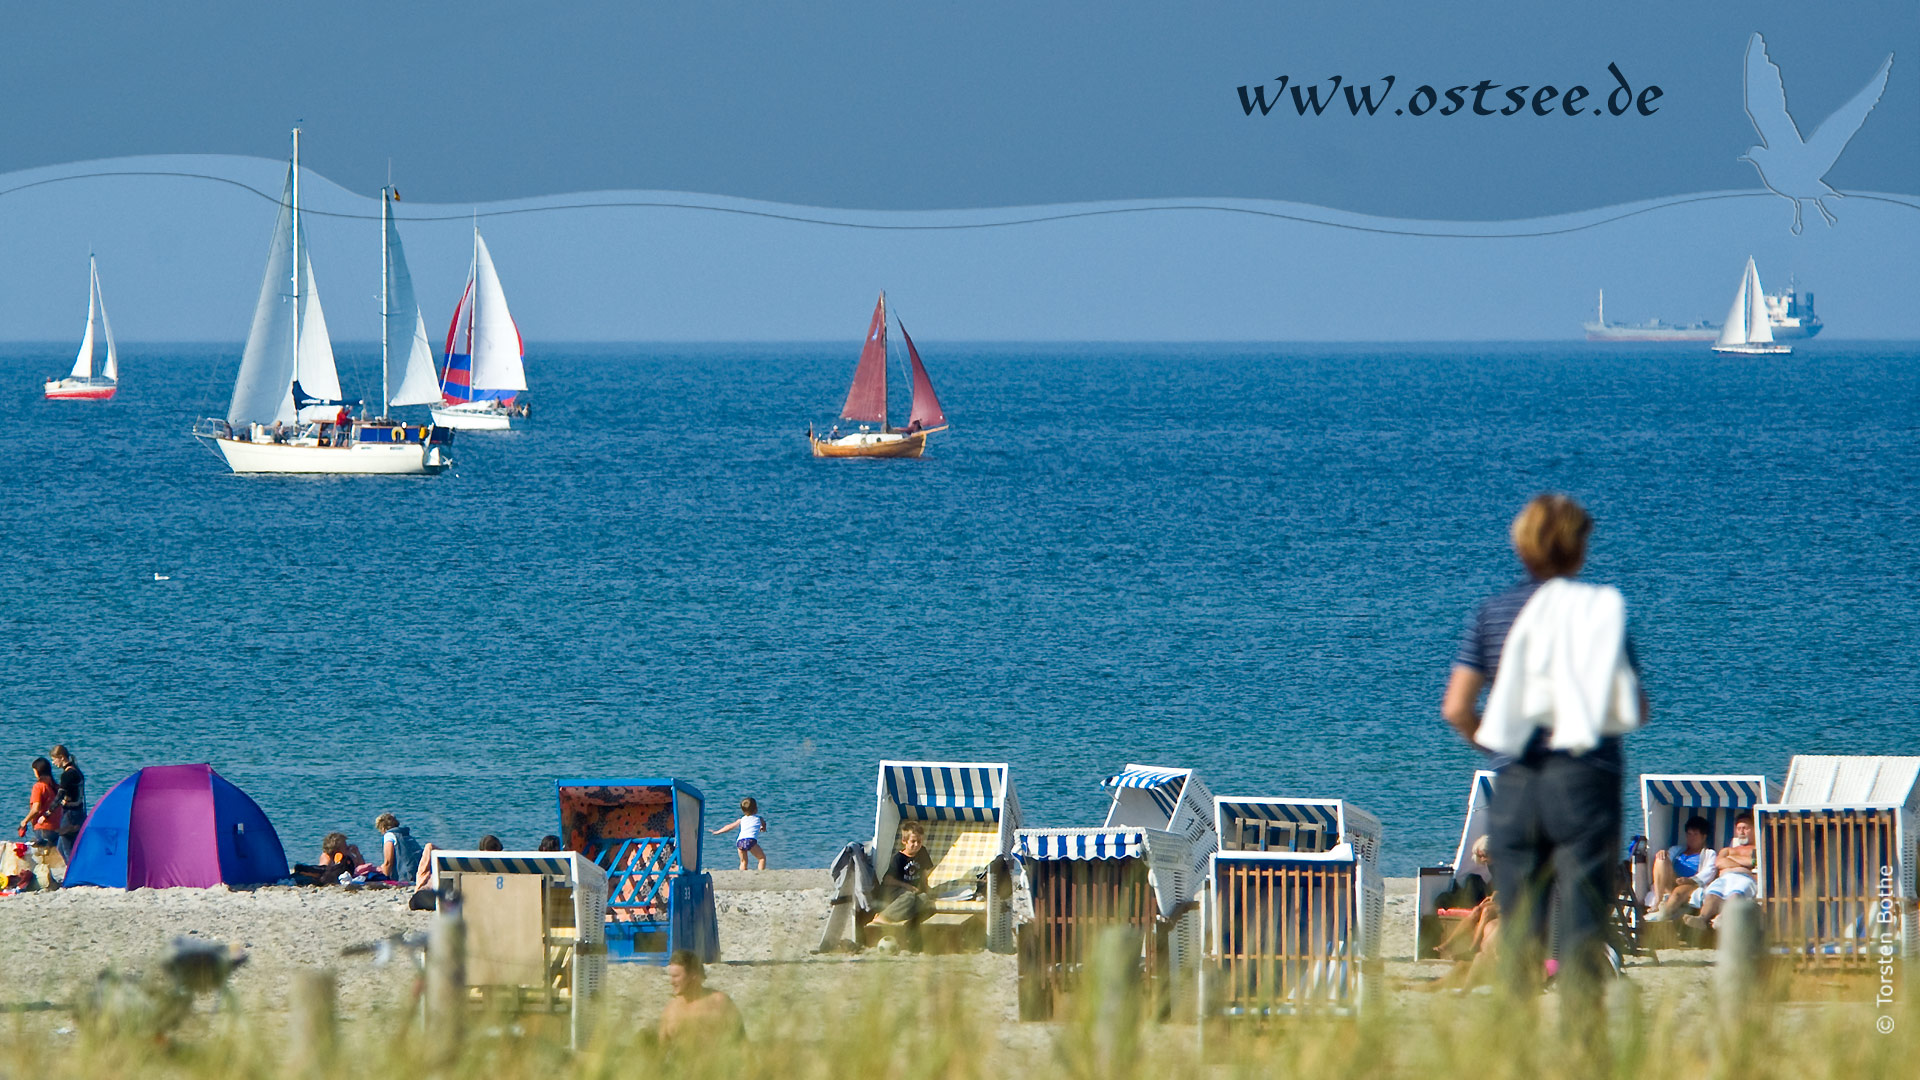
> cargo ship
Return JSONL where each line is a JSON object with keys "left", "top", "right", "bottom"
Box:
{"left": 1583, "top": 280, "right": 1821, "bottom": 342}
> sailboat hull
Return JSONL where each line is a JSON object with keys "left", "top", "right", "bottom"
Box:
{"left": 195, "top": 433, "right": 451, "bottom": 475}
{"left": 808, "top": 430, "right": 932, "bottom": 458}
{"left": 1710, "top": 344, "right": 1792, "bottom": 355}
{"left": 44, "top": 378, "right": 116, "bottom": 400}
{"left": 430, "top": 401, "right": 528, "bottom": 430}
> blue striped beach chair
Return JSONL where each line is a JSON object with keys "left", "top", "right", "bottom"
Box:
{"left": 1757, "top": 755, "right": 1920, "bottom": 967}
{"left": 1416, "top": 770, "right": 1496, "bottom": 960}
{"left": 1636, "top": 774, "right": 1774, "bottom": 935}
{"left": 1200, "top": 796, "right": 1385, "bottom": 1022}
{"left": 1103, "top": 765, "right": 1218, "bottom": 980}
{"left": 862, "top": 761, "right": 1021, "bottom": 951}
{"left": 429, "top": 850, "right": 607, "bottom": 1048}
{"left": 1011, "top": 826, "right": 1190, "bottom": 1020}
{"left": 554, "top": 778, "right": 720, "bottom": 964}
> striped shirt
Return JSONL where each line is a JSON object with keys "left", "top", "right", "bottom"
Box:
{"left": 1455, "top": 577, "right": 1640, "bottom": 679}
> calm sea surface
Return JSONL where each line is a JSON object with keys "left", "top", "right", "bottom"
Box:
{"left": 2, "top": 341, "right": 1915, "bottom": 874}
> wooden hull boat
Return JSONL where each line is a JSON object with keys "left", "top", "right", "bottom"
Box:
{"left": 808, "top": 428, "right": 937, "bottom": 458}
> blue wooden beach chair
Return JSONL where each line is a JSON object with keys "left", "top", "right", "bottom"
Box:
{"left": 1757, "top": 755, "right": 1920, "bottom": 967}
{"left": 555, "top": 778, "right": 719, "bottom": 964}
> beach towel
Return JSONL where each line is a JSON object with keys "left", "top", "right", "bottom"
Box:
{"left": 1476, "top": 578, "right": 1642, "bottom": 757}
{"left": 816, "top": 841, "right": 879, "bottom": 952}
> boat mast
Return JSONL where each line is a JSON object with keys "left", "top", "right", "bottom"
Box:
{"left": 879, "top": 290, "right": 888, "bottom": 431}
{"left": 466, "top": 217, "right": 478, "bottom": 399}
{"left": 290, "top": 127, "right": 302, "bottom": 421}
{"left": 381, "top": 183, "right": 390, "bottom": 419}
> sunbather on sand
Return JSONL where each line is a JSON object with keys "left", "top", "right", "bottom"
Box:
{"left": 1645, "top": 815, "right": 1716, "bottom": 922}
{"left": 660, "top": 949, "right": 743, "bottom": 1045}
{"left": 872, "top": 820, "right": 935, "bottom": 951}
{"left": 1686, "top": 812, "right": 1757, "bottom": 930}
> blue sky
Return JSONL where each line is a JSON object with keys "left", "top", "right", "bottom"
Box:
{"left": 0, "top": 3, "right": 1912, "bottom": 340}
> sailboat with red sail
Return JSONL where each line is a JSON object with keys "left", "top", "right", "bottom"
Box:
{"left": 808, "top": 292, "right": 948, "bottom": 458}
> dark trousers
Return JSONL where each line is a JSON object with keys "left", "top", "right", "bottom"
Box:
{"left": 1488, "top": 738, "right": 1622, "bottom": 1013}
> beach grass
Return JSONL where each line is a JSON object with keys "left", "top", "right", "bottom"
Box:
{"left": 14, "top": 938, "right": 1916, "bottom": 1080}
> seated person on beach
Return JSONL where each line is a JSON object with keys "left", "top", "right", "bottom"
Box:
{"left": 659, "top": 949, "right": 744, "bottom": 1045}
{"left": 1686, "top": 812, "right": 1757, "bottom": 930}
{"left": 538, "top": 834, "right": 562, "bottom": 852}
{"left": 316, "top": 832, "right": 364, "bottom": 885}
{"left": 1645, "top": 815, "right": 1716, "bottom": 922}
{"left": 374, "top": 813, "right": 424, "bottom": 882}
{"left": 1433, "top": 836, "right": 1498, "bottom": 960}
{"left": 407, "top": 834, "right": 507, "bottom": 909}
{"left": 871, "top": 820, "right": 936, "bottom": 948}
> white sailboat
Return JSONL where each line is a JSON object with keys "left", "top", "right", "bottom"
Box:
{"left": 431, "top": 228, "right": 530, "bottom": 430}
{"left": 1711, "top": 257, "right": 1792, "bottom": 356}
{"left": 381, "top": 185, "right": 448, "bottom": 419}
{"left": 192, "top": 129, "right": 452, "bottom": 475}
{"left": 44, "top": 255, "right": 119, "bottom": 400}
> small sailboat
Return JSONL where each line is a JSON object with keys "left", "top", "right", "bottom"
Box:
{"left": 1711, "top": 257, "right": 1792, "bottom": 355}
{"left": 431, "top": 229, "right": 529, "bottom": 430}
{"left": 192, "top": 129, "right": 452, "bottom": 475}
{"left": 44, "top": 256, "right": 118, "bottom": 400}
{"left": 808, "top": 292, "right": 948, "bottom": 458}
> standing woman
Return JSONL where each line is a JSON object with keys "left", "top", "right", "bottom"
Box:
{"left": 49, "top": 745, "right": 85, "bottom": 863}
{"left": 1440, "top": 494, "right": 1647, "bottom": 1037}
{"left": 19, "top": 758, "right": 59, "bottom": 848}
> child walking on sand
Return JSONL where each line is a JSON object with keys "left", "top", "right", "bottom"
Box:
{"left": 712, "top": 798, "right": 768, "bottom": 870}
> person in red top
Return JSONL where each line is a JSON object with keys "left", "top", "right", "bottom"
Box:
{"left": 19, "top": 758, "right": 59, "bottom": 846}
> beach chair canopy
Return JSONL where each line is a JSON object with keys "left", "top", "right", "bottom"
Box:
{"left": 1640, "top": 774, "right": 1774, "bottom": 851}
{"left": 1104, "top": 766, "right": 1191, "bottom": 824}
{"left": 64, "top": 764, "right": 288, "bottom": 890}
{"left": 556, "top": 778, "right": 704, "bottom": 874}
{"left": 1015, "top": 826, "right": 1192, "bottom": 917}
{"left": 1214, "top": 796, "right": 1383, "bottom": 871}
{"left": 1776, "top": 756, "right": 1920, "bottom": 809}
{"left": 1448, "top": 771, "right": 1498, "bottom": 880}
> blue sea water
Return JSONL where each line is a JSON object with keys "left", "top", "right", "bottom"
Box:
{"left": 2, "top": 341, "right": 1915, "bottom": 875}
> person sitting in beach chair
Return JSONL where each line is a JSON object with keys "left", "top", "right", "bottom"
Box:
{"left": 1433, "top": 836, "right": 1498, "bottom": 961}
{"left": 1685, "top": 812, "right": 1757, "bottom": 931}
{"left": 871, "top": 820, "right": 936, "bottom": 951}
{"left": 1644, "top": 815, "right": 1716, "bottom": 922}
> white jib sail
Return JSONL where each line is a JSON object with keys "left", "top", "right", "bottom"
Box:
{"left": 293, "top": 225, "right": 343, "bottom": 422}
{"left": 97, "top": 267, "right": 118, "bottom": 381}
{"left": 228, "top": 167, "right": 300, "bottom": 426}
{"left": 69, "top": 258, "right": 98, "bottom": 380}
{"left": 1744, "top": 259, "right": 1774, "bottom": 344}
{"left": 385, "top": 207, "right": 443, "bottom": 407}
{"left": 1715, "top": 260, "right": 1751, "bottom": 347}
{"left": 467, "top": 231, "right": 526, "bottom": 393}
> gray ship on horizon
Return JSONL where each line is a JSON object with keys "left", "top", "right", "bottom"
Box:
{"left": 1583, "top": 280, "right": 1822, "bottom": 342}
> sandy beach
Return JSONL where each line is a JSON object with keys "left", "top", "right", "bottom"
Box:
{"left": 0, "top": 870, "right": 1717, "bottom": 1037}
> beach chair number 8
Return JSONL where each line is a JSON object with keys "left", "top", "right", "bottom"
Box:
{"left": 495, "top": 875, "right": 505, "bottom": 890}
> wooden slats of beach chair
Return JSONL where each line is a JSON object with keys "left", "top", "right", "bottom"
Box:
{"left": 1215, "top": 856, "right": 1357, "bottom": 1010}
{"left": 1762, "top": 806, "right": 1900, "bottom": 968}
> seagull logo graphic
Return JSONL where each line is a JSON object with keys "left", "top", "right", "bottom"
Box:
{"left": 1741, "top": 32, "right": 1893, "bottom": 234}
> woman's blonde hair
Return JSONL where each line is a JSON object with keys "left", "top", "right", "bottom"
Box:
{"left": 1511, "top": 493, "right": 1592, "bottom": 578}
{"left": 374, "top": 813, "right": 399, "bottom": 832}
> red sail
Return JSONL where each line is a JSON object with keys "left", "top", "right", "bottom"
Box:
{"left": 901, "top": 322, "right": 947, "bottom": 432}
{"left": 840, "top": 293, "right": 888, "bottom": 424}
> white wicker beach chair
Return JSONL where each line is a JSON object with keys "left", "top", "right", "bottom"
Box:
{"left": 1637, "top": 774, "right": 1774, "bottom": 904}
{"left": 1011, "top": 826, "right": 1191, "bottom": 1020}
{"left": 1102, "top": 765, "right": 1218, "bottom": 985}
{"left": 430, "top": 850, "right": 608, "bottom": 1049}
{"left": 1199, "top": 843, "right": 1375, "bottom": 1026}
{"left": 1212, "top": 796, "right": 1384, "bottom": 961}
{"left": 819, "top": 761, "right": 1021, "bottom": 953}
{"left": 1757, "top": 755, "right": 1920, "bottom": 966}
{"left": 1415, "top": 770, "right": 1496, "bottom": 960}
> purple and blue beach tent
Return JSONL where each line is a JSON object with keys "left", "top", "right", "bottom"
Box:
{"left": 64, "top": 764, "right": 289, "bottom": 889}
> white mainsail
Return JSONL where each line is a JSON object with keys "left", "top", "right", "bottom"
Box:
{"left": 1715, "top": 260, "right": 1752, "bottom": 348}
{"left": 228, "top": 167, "right": 300, "bottom": 426}
{"left": 69, "top": 259, "right": 98, "bottom": 380}
{"left": 1744, "top": 259, "right": 1774, "bottom": 345}
{"left": 384, "top": 194, "right": 442, "bottom": 408}
{"left": 467, "top": 231, "right": 526, "bottom": 393}
{"left": 227, "top": 158, "right": 343, "bottom": 426}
